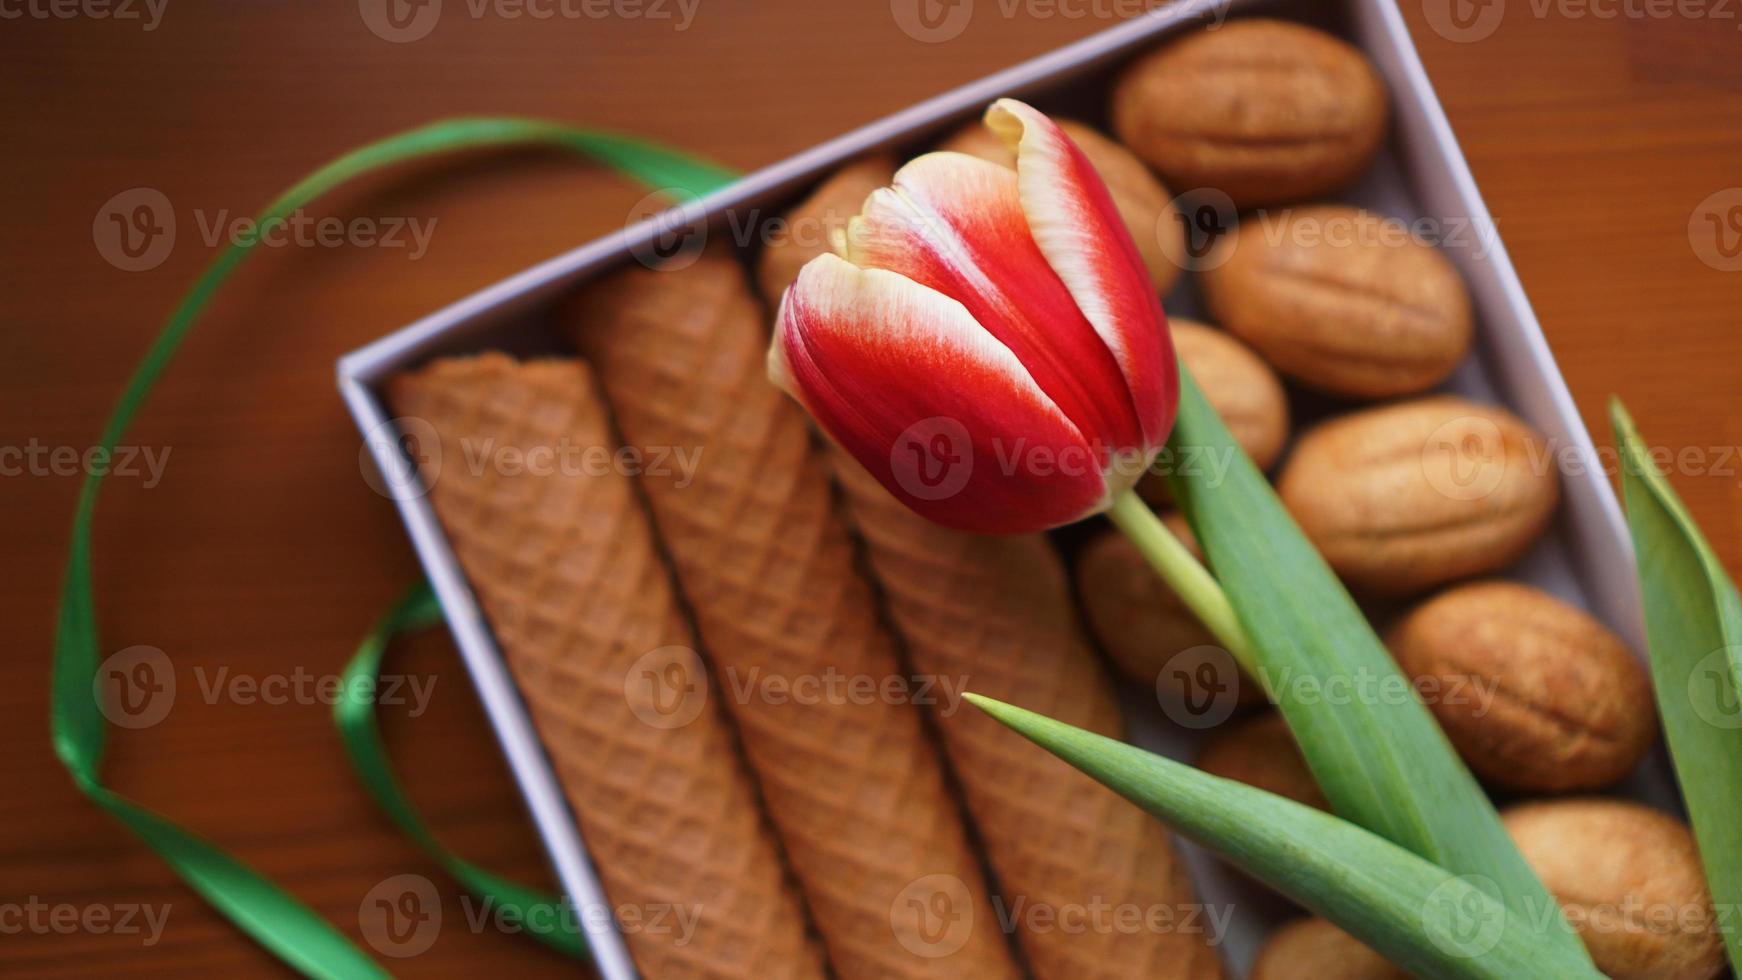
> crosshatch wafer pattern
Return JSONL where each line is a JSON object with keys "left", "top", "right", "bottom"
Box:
{"left": 827, "top": 454, "right": 1227, "bottom": 980}
{"left": 567, "top": 255, "right": 1021, "bottom": 980}
{"left": 386, "top": 353, "right": 825, "bottom": 980}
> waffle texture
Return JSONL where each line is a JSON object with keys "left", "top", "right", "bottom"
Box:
{"left": 566, "top": 255, "right": 1020, "bottom": 980}
{"left": 387, "top": 353, "right": 824, "bottom": 980}
{"left": 828, "top": 453, "right": 1226, "bottom": 980}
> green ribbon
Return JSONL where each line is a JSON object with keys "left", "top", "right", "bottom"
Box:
{"left": 53, "top": 117, "right": 738, "bottom": 977}
{"left": 335, "top": 582, "right": 593, "bottom": 959}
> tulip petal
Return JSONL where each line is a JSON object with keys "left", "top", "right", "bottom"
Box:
{"left": 837, "top": 150, "right": 1145, "bottom": 458}
{"left": 985, "top": 98, "right": 1178, "bottom": 449}
{"left": 773, "top": 253, "right": 1109, "bottom": 533}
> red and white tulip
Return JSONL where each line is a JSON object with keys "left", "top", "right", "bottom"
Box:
{"left": 769, "top": 98, "right": 1178, "bottom": 534}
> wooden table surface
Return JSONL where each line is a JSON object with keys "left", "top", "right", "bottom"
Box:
{"left": 3, "top": 1, "right": 1739, "bottom": 975}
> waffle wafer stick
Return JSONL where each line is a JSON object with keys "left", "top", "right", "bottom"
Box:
{"left": 386, "top": 354, "right": 824, "bottom": 980}
{"left": 565, "top": 255, "right": 1020, "bottom": 980}
{"left": 827, "top": 453, "right": 1226, "bottom": 980}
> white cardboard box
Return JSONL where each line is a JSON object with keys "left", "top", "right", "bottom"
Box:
{"left": 338, "top": 1, "right": 1678, "bottom": 973}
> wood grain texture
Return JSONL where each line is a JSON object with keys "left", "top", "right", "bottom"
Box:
{"left": 1, "top": 1, "right": 1738, "bottom": 975}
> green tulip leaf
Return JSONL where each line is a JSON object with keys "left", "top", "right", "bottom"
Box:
{"left": 1612, "top": 399, "right": 1742, "bottom": 974}
{"left": 1155, "top": 368, "right": 1592, "bottom": 967}
{"left": 967, "top": 695, "right": 1601, "bottom": 980}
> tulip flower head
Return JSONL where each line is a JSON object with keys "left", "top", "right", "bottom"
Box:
{"left": 768, "top": 99, "right": 1178, "bottom": 534}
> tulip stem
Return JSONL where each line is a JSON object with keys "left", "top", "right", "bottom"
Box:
{"left": 1106, "top": 490, "right": 1263, "bottom": 686}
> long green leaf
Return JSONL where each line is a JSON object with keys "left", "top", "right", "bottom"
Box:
{"left": 1612, "top": 399, "right": 1742, "bottom": 974}
{"left": 967, "top": 695, "right": 1600, "bottom": 980}
{"left": 1161, "top": 369, "right": 1590, "bottom": 965}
